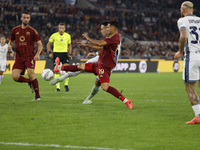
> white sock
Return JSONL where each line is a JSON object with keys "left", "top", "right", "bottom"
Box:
{"left": 60, "top": 71, "right": 81, "bottom": 80}
{"left": 192, "top": 104, "right": 200, "bottom": 117}
{"left": 123, "top": 98, "right": 128, "bottom": 104}
{"left": 87, "top": 85, "right": 101, "bottom": 100}
{"left": 0, "top": 75, "right": 3, "bottom": 84}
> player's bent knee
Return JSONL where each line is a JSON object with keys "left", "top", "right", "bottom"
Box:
{"left": 12, "top": 74, "right": 20, "bottom": 81}
{"left": 101, "top": 84, "right": 109, "bottom": 91}
{"left": 95, "top": 80, "right": 101, "bottom": 87}
{"left": 77, "top": 63, "right": 85, "bottom": 71}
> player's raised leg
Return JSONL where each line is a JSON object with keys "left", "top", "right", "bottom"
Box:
{"left": 50, "top": 71, "right": 81, "bottom": 85}
{"left": 185, "top": 82, "right": 200, "bottom": 124}
{"left": 12, "top": 68, "right": 34, "bottom": 92}
{"left": 51, "top": 56, "right": 99, "bottom": 85}
{"left": 12, "top": 69, "right": 29, "bottom": 83}
{"left": 54, "top": 58, "right": 82, "bottom": 72}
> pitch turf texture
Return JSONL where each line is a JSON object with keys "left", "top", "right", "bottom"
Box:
{"left": 0, "top": 73, "right": 200, "bottom": 150}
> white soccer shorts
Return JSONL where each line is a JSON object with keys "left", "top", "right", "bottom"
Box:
{"left": 0, "top": 61, "right": 7, "bottom": 72}
{"left": 183, "top": 59, "right": 200, "bottom": 83}
{"left": 86, "top": 56, "right": 99, "bottom": 63}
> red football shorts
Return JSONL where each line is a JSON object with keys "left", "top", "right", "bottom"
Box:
{"left": 85, "top": 63, "right": 111, "bottom": 83}
{"left": 12, "top": 58, "right": 35, "bottom": 75}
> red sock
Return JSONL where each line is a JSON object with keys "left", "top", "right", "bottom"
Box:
{"left": 106, "top": 86, "right": 125, "bottom": 101}
{"left": 31, "top": 78, "right": 40, "bottom": 97}
{"left": 61, "top": 65, "right": 79, "bottom": 72}
{"left": 17, "top": 76, "right": 30, "bottom": 83}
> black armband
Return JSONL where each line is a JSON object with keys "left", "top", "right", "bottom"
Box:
{"left": 49, "top": 51, "right": 52, "bottom": 54}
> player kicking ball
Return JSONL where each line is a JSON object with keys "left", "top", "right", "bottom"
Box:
{"left": 50, "top": 22, "right": 121, "bottom": 105}
{"left": 54, "top": 21, "right": 133, "bottom": 109}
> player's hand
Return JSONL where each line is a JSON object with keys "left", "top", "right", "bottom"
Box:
{"left": 8, "top": 45, "right": 12, "bottom": 50}
{"left": 76, "top": 42, "right": 87, "bottom": 47}
{"left": 82, "top": 34, "right": 90, "bottom": 40}
{"left": 10, "top": 52, "right": 14, "bottom": 58}
{"left": 34, "top": 54, "right": 40, "bottom": 60}
{"left": 87, "top": 52, "right": 96, "bottom": 58}
{"left": 49, "top": 53, "right": 53, "bottom": 58}
{"left": 69, "top": 54, "right": 72, "bottom": 60}
{"left": 174, "top": 51, "right": 183, "bottom": 60}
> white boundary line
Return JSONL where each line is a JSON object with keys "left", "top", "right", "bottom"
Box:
{"left": 0, "top": 142, "right": 136, "bottom": 150}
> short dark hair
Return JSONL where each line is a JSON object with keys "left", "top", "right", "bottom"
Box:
{"left": 21, "top": 11, "right": 30, "bottom": 16}
{"left": 59, "top": 23, "right": 65, "bottom": 26}
{"left": 101, "top": 21, "right": 109, "bottom": 26}
{"left": 109, "top": 20, "right": 119, "bottom": 29}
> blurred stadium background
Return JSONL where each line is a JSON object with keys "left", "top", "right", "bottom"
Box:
{"left": 1, "top": 1, "right": 200, "bottom": 150}
{"left": 0, "top": 0, "right": 199, "bottom": 72}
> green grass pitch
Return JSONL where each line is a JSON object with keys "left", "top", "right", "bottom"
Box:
{"left": 0, "top": 72, "right": 200, "bottom": 150}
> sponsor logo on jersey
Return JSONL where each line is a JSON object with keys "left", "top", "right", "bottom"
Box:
{"left": 19, "top": 36, "right": 27, "bottom": 45}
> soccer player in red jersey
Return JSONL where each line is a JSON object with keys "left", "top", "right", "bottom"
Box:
{"left": 55, "top": 21, "right": 133, "bottom": 109}
{"left": 8, "top": 11, "right": 43, "bottom": 101}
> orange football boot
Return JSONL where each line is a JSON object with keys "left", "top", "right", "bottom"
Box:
{"left": 125, "top": 100, "right": 133, "bottom": 109}
{"left": 185, "top": 116, "right": 200, "bottom": 124}
{"left": 54, "top": 57, "right": 60, "bottom": 72}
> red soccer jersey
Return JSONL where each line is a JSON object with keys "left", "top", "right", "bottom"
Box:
{"left": 10, "top": 25, "right": 41, "bottom": 60}
{"left": 98, "top": 33, "right": 120, "bottom": 68}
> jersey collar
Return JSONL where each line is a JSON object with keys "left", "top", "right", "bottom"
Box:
{"left": 186, "top": 14, "right": 196, "bottom": 17}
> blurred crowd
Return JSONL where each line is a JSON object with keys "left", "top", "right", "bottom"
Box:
{"left": 1, "top": 0, "right": 199, "bottom": 59}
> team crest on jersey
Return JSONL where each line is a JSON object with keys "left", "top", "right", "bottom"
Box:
{"left": 99, "top": 69, "right": 104, "bottom": 75}
{"left": 26, "top": 32, "right": 30, "bottom": 35}
{"left": 19, "top": 36, "right": 25, "bottom": 42}
{"left": 16, "top": 32, "right": 19, "bottom": 35}
{"left": 60, "top": 39, "right": 63, "bottom": 41}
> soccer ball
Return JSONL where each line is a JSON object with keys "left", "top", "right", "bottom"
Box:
{"left": 41, "top": 69, "right": 54, "bottom": 81}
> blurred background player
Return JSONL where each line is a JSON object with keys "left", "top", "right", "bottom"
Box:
{"left": 47, "top": 23, "right": 72, "bottom": 92}
{"left": 174, "top": 1, "right": 200, "bottom": 124}
{"left": 0, "top": 36, "right": 14, "bottom": 84}
{"left": 8, "top": 11, "right": 43, "bottom": 101}
{"left": 55, "top": 21, "right": 133, "bottom": 109}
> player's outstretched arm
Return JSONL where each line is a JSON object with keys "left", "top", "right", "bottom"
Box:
{"left": 87, "top": 52, "right": 96, "bottom": 58}
{"left": 77, "top": 42, "right": 102, "bottom": 50}
{"left": 34, "top": 40, "right": 43, "bottom": 60}
{"left": 82, "top": 34, "right": 107, "bottom": 47}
